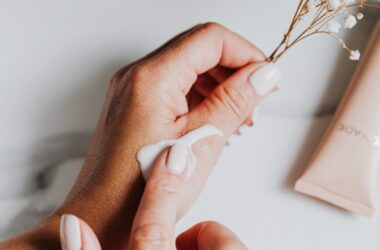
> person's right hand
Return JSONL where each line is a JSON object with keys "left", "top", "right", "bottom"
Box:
{"left": 60, "top": 147, "right": 247, "bottom": 250}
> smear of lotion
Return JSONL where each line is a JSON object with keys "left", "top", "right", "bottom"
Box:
{"left": 137, "top": 124, "right": 223, "bottom": 180}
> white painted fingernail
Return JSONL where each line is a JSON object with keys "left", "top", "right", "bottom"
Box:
{"left": 167, "top": 143, "right": 188, "bottom": 175}
{"left": 60, "top": 214, "right": 82, "bottom": 250}
{"left": 249, "top": 63, "right": 282, "bottom": 96}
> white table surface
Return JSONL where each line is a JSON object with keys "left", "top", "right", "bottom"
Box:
{"left": 1, "top": 1, "right": 380, "bottom": 249}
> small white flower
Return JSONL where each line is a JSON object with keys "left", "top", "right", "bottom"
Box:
{"left": 356, "top": 12, "right": 364, "bottom": 20}
{"left": 326, "top": 20, "right": 341, "bottom": 33}
{"left": 349, "top": 50, "right": 360, "bottom": 60}
{"left": 344, "top": 15, "right": 357, "bottom": 29}
{"left": 341, "top": 0, "right": 356, "bottom": 6}
{"left": 327, "top": 0, "right": 342, "bottom": 10}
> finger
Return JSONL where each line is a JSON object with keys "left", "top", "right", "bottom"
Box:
{"left": 176, "top": 221, "right": 247, "bottom": 250}
{"left": 244, "top": 116, "right": 254, "bottom": 127}
{"left": 60, "top": 214, "right": 101, "bottom": 250}
{"left": 129, "top": 145, "right": 189, "bottom": 250}
{"left": 207, "top": 66, "right": 234, "bottom": 83}
{"left": 196, "top": 66, "right": 257, "bottom": 129}
{"left": 175, "top": 63, "right": 280, "bottom": 220}
{"left": 188, "top": 91, "right": 207, "bottom": 111}
{"left": 193, "top": 73, "right": 218, "bottom": 97}
{"left": 186, "top": 62, "right": 281, "bottom": 137}
{"left": 142, "top": 22, "right": 266, "bottom": 94}
{"left": 111, "top": 24, "right": 204, "bottom": 77}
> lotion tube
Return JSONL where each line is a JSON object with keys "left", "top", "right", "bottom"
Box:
{"left": 295, "top": 19, "right": 380, "bottom": 217}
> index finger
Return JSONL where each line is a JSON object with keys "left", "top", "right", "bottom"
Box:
{"left": 144, "top": 22, "right": 266, "bottom": 93}
{"left": 129, "top": 145, "right": 188, "bottom": 249}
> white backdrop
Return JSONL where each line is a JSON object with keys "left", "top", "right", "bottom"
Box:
{"left": 1, "top": 1, "right": 380, "bottom": 249}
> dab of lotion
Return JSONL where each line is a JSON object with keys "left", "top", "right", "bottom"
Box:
{"left": 137, "top": 124, "right": 223, "bottom": 180}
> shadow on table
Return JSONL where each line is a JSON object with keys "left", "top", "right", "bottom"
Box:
{"left": 3, "top": 53, "right": 139, "bottom": 237}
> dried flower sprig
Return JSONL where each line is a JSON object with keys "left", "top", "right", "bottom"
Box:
{"left": 268, "top": 0, "right": 380, "bottom": 63}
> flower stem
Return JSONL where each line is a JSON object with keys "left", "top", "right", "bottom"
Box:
{"left": 267, "top": 0, "right": 379, "bottom": 63}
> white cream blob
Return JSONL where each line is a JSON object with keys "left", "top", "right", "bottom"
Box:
{"left": 137, "top": 124, "right": 223, "bottom": 180}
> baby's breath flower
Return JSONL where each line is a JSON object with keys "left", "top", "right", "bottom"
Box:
{"left": 344, "top": 15, "right": 357, "bottom": 28}
{"left": 327, "top": 0, "right": 342, "bottom": 10}
{"left": 349, "top": 50, "right": 361, "bottom": 60}
{"left": 326, "top": 20, "right": 341, "bottom": 33}
{"left": 268, "top": 0, "right": 378, "bottom": 63}
{"left": 343, "top": 0, "right": 357, "bottom": 4}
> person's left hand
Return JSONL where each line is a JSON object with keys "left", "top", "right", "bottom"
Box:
{"left": 1, "top": 23, "right": 279, "bottom": 250}
{"left": 60, "top": 147, "right": 247, "bottom": 250}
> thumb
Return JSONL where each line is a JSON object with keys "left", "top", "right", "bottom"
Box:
{"left": 60, "top": 214, "right": 102, "bottom": 250}
{"left": 187, "top": 62, "right": 281, "bottom": 136}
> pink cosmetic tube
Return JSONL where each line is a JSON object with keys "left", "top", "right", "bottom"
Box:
{"left": 295, "top": 19, "right": 380, "bottom": 218}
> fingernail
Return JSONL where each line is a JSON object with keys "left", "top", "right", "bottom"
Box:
{"left": 167, "top": 143, "right": 188, "bottom": 175}
{"left": 60, "top": 214, "right": 82, "bottom": 250}
{"left": 81, "top": 223, "right": 97, "bottom": 250}
{"left": 249, "top": 63, "right": 282, "bottom": 96}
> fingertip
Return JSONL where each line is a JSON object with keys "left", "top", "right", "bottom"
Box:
{"left": 175, "top": 222, "right": 203, "bottom": 250}
{"left": 60, "top": 214, "right": 101, "bottom": 250}
{"left": 197, "top": 221, "right": 247, "bottom": 250}
{"left": 144, "top": 145, "right": 189, "bottom": 197}
{"left": 148, "top": 144, "right": 190, "bottom": 184}
{"left": 60, "top": 214, "right": 81, "bottom": 250}
{"left": 244, "top": 117, "right": 254, "bottom": 127}
{"left": 79, "top": 219, "right": 102, "bottom": 250}
{"left": 249, "top": 63, "right": 281, "bottom": 97}
{"left": 166, "top": 144, "right": 188, "bottom": 176}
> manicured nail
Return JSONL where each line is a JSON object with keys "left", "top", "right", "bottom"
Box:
{"left": 249, "top": 63, "right": 282, "bottom": 96}
{"left": 60, "top": 214, "right": 81, "bottom": 250}
{"left": 81, "top": 223, "right": 97, "bottom": 250}
{"left": 167, "top": 143, "right": 188, "bottom": 175}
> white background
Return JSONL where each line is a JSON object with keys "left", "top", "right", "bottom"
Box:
{"left": 1, "top": 1, "right": 380, "bottom": 249}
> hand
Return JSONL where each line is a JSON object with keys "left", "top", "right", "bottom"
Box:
{"left": 54, "top": 22, "right": 276, "bottom": 248}
{"left": 60, "top": 148, "right": 247, "bottom": 250}
{"left": 1, "top": 22, "right": 279, "bottom": 249}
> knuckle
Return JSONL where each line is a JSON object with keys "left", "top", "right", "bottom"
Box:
{"left": 200, "top": 222, "right": 247, "bottom": 250}
{"left": 213, "top": 86, "right": 249, "bottom": 120}
{"left": 133, "top": 223, "right": 171, "bottom": 247}
{"left": 124, "top": 62, "right": 155, "bottom": 100}
{"left": 217, "top": 238, "right": 248, "bottom": 250}
{"left": 152, "top": 178, "right": 180, "bottom": 195}
{"left": 201, "top": 22, "right": 224, "bottom": 32}
{"left": 109, "top": 65, "right": 130, "bottom": 89}
{"left": 200, "top": 221, "right": 222, "bottom": 234}
{"left": 127, "top": 63, "right": 150, "bottom": 83}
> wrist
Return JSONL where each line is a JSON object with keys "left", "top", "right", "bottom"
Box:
{"left": 0, "top": 215, "right": 61, "bottom": 250}
{"left": 54, "top": 144, "right": 145, "bottom": 248}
